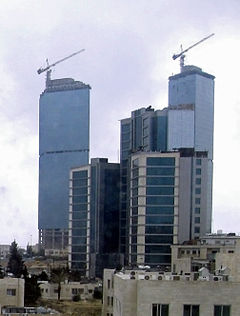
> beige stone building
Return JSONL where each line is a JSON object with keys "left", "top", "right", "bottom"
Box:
{"left": 0, "top": 277, "right": 24, "bottom": 311}
{"left": 171, "top": 233, "right": 240, "bottom": 279}
{"left": 39, "top": 281, "right": 101, "bottom": 301}
{"left": 102, "top": 268, "right": 240, "bottom": 316}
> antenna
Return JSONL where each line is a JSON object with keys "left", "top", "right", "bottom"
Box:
{"left": 172, "top": 34, "right": 214, "bottom": 72}
{"left": 37, "top": 49, "right": 85, "bottom": 86}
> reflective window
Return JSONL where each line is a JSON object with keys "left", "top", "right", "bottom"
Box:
{"left": 194, "top": 227, "right": 200, "bottom": 234}
{"left": 195, "top": 188, "right": 201, "bottom": 194}
{"left": 121, "top": 123, "right": 130, "bottom": 132}
{"left": 72, "top": 245, "right": 86, "bottom": 253}
{"left": 73, "top": 187, "right": 88, "bottom": 195}
{"left": 196, "top": 168, "right": 201, "bottom": 175}
{"left": 146, "top": 206, "right": 174, "bottom": 215}
{"left": 147, "top": 187, "right": 174, "bottom": 195}
{"left": 72, "top": 221, "right": 87, "bottom": 228}
{"left": 195, "top": 208, "right": 200, "bottom": 214}
{"left": 195, "top": 198, "right": 201, "bottom": 205}
{"left": 72, "top": 179, "right": 88, "bottom": 187}
{"left": 147, "top": 167, "right": 175, "bottom": 176}
{"left": 146, "top": 216, "right": 174, "bottom": 225}
{"left": 145, "top": 235, "right": 173, "bottom": 244}
{"left": 195, "top": 178, "right": 201, "bottom": 185}
{"left": 72, "top": 211, "right": 87, "bottom": 220}
{"left": 72, "top": 204, "right": 88, "bottom": 212}
{"left": 73, "top": 196, "right": 88, "bottom": 203}
{"left": 73, "top": 170, "right": 88, "bottom": 179}
{"left": 145, "top": 226, "right": 173, "bottom": 234}
{"left": 147, "top": 177, "right": 175, "bottom": 185}
{"left": 147, "top": 157, "right": 175, "bottom": 166}
{"left": 145, "top": 245, "right": 171, "bottom": 253}
{"left": 72, "top": 229, "right": 87, "bottom": 236}
{"left": 195, "top": 217, "right": 200, "bottom": 224}
{"left": 196, "top": 159, "right": 202, "bottom": 165}
{"left": 146, "top": 196, "right": 174, "bottom": 205}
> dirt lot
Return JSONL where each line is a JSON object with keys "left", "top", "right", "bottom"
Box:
{"left": 38, "top": 298, "right": 102, "bottom": 316}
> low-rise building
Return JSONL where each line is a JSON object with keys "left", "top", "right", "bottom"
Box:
{"left": 102, "top": 268, "right": 239, "bottom": 316}
{"left": 171, "top": 233, "right": 240, "bottom": 277}
{"left": 0, "top": 245, "right": 10, "bottom": 259}
{"left": 0, "top": 277, "right": 24, "bottom": 311}
{"left": 39, "top": 281, "right": 102, "bottom": 301}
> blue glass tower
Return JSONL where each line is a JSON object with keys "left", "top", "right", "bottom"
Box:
{"left": 38, "top": 78, "right": 90, "bottom": 249}
{"left": 168, "top": 65, "right": 215, "bottom": 234}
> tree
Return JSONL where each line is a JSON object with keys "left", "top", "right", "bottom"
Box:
{"left": 38, "top": 270, "right": 49, "bottom": 281}
{"left": 7, "top": 240, "right": 25, "bottom": 278}
{"left": 24, "top": 275, "right": 41, "bottom": 305}
{"left": 50, "top": 267, "right": 69, "bottom": 300}
{"left": 26, "top": 243, "right": 33, "bottom": 258}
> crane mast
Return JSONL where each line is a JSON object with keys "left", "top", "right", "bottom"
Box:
{"left": 37, "top": 49, "right": 85, "bottom": 87}
{"left": 172, "top": 33, "right": 214, "bottom": 72}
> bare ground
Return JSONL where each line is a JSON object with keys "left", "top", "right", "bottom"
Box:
{"left": 38, "top": 298, "right": 102, "bottom": 316}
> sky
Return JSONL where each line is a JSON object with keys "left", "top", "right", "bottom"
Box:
{"left": 0, "top": 0, "right": 239, "bottom": 247}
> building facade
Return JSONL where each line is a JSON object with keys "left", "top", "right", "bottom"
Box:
{"left": 68, "top": 158, "right": 121, "bottom": 277}
{"left": 38, "top": 78, "right": 90, "bottom": 250}
{"left": 102, "top": 268, "right": 238, "bottom": 316}
{"left": 0, "top": 277, "right": 24, "bottom": 309}
{"left": 128, "top": 149, "right": 210, "bottom": 267}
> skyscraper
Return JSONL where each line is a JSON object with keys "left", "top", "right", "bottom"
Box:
{"left": 38, "top": 77, "right": 90, "bottom": 250}
{"left": 120, "top": 65, "right": 215, "bottom": 266}
{"left": 168, "top": 65, "right": 215, "bottom": 234}
{"left": 69, "top": 158, "right": 121, "bottom": 277}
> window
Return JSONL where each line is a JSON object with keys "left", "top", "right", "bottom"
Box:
{"left": 152, "top": 304, "right": 169, "bottom": 316}
{"left": 196, "top": 168, "right": 201, "bottom": 175}
{"left": 214, "top": 305, "right": 231, "bottom": 316}
{"left": 195, "top": 207, "right": 200, "bottom": 214}
{"left": 195, "top": 217, "right": 200, "bottom": 224}
{"left": 195, "top": 188, "right": 201, "bottom": 194}
{"left": 107, "top": 279, "right": 110, "bottom": 289}
{"left": 147, "top": 167, "right": 175, "bottom": 176}
{"left": 147, "top": 157, "right": 175, "bottom": 166}
{"left": 183, "top": 305, "right": 199, "bottom": 316}
{"left": 7, "top": 289, "right": 16, "bottom": 296}
{"left": 196, "top": 159, "right": 201, "bottom": 165}
{"left": 195, "top": 178, "right": 201, "bottom": 185}
{"left": 195, "top": 198, "right": 201, "bottom": 205}
{"left": 194, "top": 227, "right": 200, "bottom": 234}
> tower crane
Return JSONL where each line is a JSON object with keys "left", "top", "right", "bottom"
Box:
{"left": 37, "top": 49, "right": 85, "bottom": 86}
{"left": 172, "top": 33, "right": 214, "bottom": 72}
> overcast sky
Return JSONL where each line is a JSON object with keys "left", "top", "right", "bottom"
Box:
{"left": 0, "top": 0, "right": 239, "bottom": 247}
